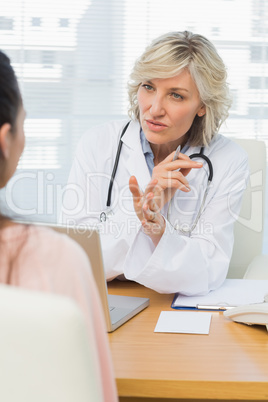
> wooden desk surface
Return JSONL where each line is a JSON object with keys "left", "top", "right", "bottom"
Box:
{"left": 108, "top": 280, "right": 268, "bottom": 402}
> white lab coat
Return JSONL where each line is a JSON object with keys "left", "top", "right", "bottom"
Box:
{"left": 62, "top": 119, "right": 249, "bottom": 295}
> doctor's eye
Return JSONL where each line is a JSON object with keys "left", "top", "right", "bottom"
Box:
{"left": 141, "top": 84, "right": 154, "bottom": 91}
{"left": 171, "top": 92, "right": 183, "bottom": 100}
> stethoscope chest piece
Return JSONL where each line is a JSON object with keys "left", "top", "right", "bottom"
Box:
{"left": 100, "top": 212, "right": 107, "bottom": 222}
{"left": 100, "top": 209, "right": 114, "bottom": 222}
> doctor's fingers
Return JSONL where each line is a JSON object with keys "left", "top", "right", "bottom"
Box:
{"left": 144, "top": 178, "right": 158, "bottom": 197}
{"left": 154, "top": 171, "right": 191, "bottom": 192}
{"left": 142, "top": 206, "right": 166, "bottom": 238}
{"left": 129, "top": 176, "right": 146, "bottom": 221}
{"left": 143, "top": 184, "right": 165, "bottom": 213}
{"left": 157, "top": 158, "right": 202, "bottom": 174}
{"left": 143, "top": 203, "right": 156, "bottom": 221}
{"left": 158, "top": 149, "right": 190, "bottom": 164}
{"left": 143, "top": 192, "right": 161, "bottom": 215}
{"left": 141, "top": 215, "right": 165, "bottom": 238}
{"left": 129, "top": 176, "right": 143, "bottom": 198}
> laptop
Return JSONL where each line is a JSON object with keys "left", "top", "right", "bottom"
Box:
{"left": 50, "top": 224, "right": 149, "bottom": 332}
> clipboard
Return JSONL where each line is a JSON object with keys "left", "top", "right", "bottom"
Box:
{"left": 171, "top": 279, "right": 268, "bottom": 311}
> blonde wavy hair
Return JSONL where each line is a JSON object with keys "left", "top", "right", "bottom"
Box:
{"left": 128, "top": 31, "right": 232, "bottom": 146}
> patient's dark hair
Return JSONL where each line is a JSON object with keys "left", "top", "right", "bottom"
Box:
{"left": 0, "top": 50, "right": 26, "bottom": 284}
{"left": 0, "top": 51, "right": 22, "bottom": 134}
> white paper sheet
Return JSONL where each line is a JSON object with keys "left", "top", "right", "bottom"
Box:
{"left": 154, "top": 311, "right": 212, "bottom": 334}
{"left": 172, "top": 279, "right": 268, "bottom": 310}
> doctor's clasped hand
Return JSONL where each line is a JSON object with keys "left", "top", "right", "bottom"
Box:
{"left": 129, "top": 150, "right": 203, "bottom": 245}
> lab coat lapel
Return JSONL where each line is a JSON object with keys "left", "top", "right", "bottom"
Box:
{"left": 184, "top": 144, "right": 200, "bottom": 157}
{"left": 121, "top": 121, "right": 151, "bottom": 191}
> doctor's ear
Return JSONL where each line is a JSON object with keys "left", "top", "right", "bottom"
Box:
{"left": 0, "top": 123, "right": 12, "bottom": 159}
{"left": 197, "top": 106, "right": 206, "bottom": 117}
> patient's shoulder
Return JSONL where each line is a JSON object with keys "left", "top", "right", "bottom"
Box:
{"left": 30, "top": 225, "right": 91, "bottom": 268}
{"left": 1, "top": 223, "right": 92, "bottom": 275}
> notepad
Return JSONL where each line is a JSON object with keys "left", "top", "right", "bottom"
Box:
{"left": 172, "top": 279, "right": 268, "bottom": 311}
{"left": 154, "top": 311, "right": 212, "bottom": 334}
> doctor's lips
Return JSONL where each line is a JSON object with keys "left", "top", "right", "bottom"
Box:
{"left": 145, "top": 119, "right": 168, "bottom": 131}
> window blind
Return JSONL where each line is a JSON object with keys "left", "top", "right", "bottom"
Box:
{"left": 0, "top": 0, "right": 267, "bottom": 248}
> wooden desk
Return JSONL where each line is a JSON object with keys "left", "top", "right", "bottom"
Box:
{"left": 108, "top": 280, "right": 268, "bottom": 402}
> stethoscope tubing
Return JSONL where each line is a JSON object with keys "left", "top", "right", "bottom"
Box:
{"left": 189, "top": 152, "right": 213, "bottom": 182}
{"left": 106, "top": 121, "right": 130, "bottom": 208}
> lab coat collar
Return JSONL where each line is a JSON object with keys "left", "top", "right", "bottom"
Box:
{"left": 185, "top": 135, "right": 218, "bottom": 157}
{"left": 121, "top": 120, "right": 151, "bottom": 191}
{"left": 121, "top": 120, "right": 141, "bottom": 150}
{"left": 184, "top": 143, "right": 203, "bottom": 157}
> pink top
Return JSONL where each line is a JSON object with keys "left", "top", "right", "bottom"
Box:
{"left": 0, "top": 223, "right": 118, "bottom": 402}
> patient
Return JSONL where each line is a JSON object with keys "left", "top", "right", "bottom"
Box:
{"left": 0, "top": 51, "right": 117, "bottom": 402}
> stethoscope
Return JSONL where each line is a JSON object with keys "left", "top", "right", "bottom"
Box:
{"left": 100, "top": 121, "right": 213, "bottom": 234}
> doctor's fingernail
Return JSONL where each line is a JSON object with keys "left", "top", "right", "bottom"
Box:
{"left": 183, "top": 185, "right": 191, "bottom": 191}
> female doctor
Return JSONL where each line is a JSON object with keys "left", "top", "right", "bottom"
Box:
{"left": 62, "top": 31, "right": 249, "bottom": 295}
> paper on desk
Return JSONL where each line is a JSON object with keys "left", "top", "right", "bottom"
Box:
{"left": 154, "top": 311, "right": 212, "bottom": 334}
{"left": 172, "top": 279, "right": 268, "bottom": 310}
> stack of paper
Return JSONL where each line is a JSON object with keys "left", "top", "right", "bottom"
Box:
{"left": 172, "top": 279, "right": 268, "bottom": 311}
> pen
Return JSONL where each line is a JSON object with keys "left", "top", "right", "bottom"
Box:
{"left": 173, "top": 145, "right": 181, "bottom": 161}
{"left": 197, "top": 305, "right": 235, "bottom": 311}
